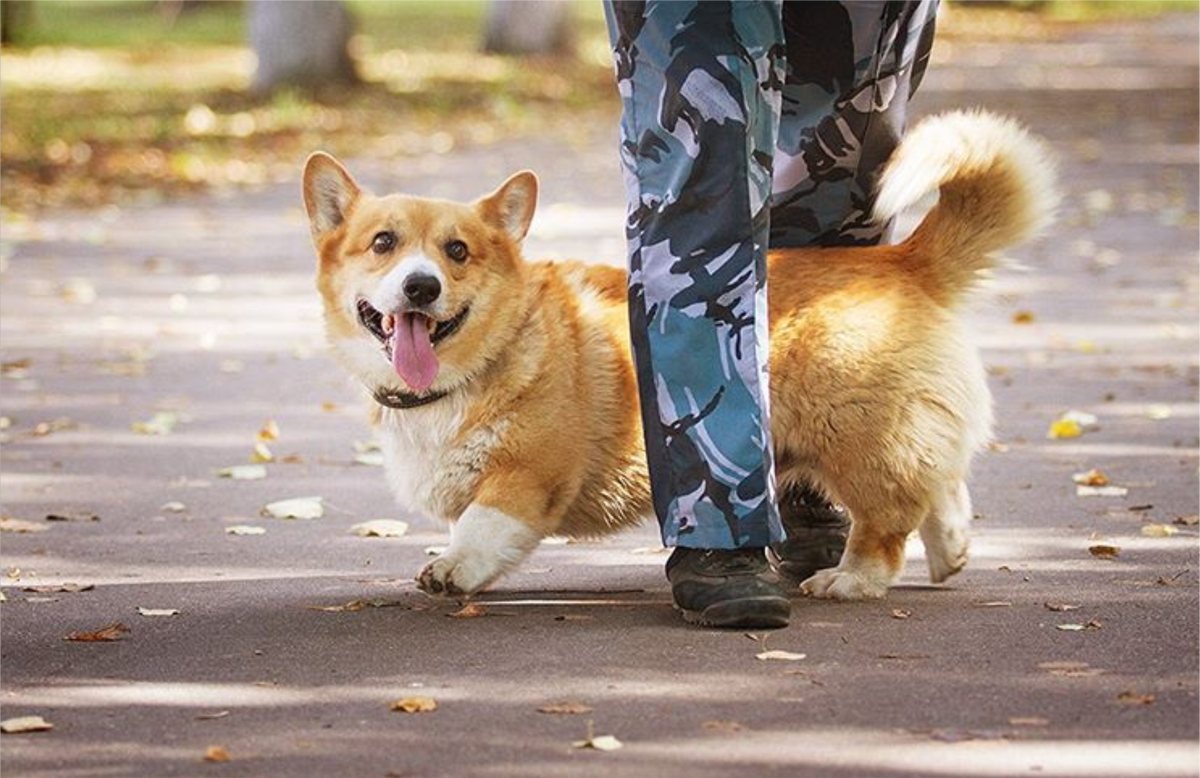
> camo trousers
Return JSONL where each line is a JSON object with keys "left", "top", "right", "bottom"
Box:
{"left": 604, "top": 1, "right": 938, "bottom": 549}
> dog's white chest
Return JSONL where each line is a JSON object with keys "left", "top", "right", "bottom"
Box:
{"left": 377, "top": 399, "right": 506, "bottom": 521}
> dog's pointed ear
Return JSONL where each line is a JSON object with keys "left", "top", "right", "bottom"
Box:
{"left": 303, "top": 152, "right": 361, "bottom": 237}
{"left": 477, "top": 171, "right": 538, "bottom": 242}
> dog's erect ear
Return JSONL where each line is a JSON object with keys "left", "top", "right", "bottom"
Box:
{"left": 477, "top": 171, "right": 538, "bottom": 243}
{"left": 302, "top": 152, "right": 361, "bottom": 237}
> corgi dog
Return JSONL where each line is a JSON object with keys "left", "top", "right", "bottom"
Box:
{"left": 301, "top": 110, "right": 1056, "bottom": 601}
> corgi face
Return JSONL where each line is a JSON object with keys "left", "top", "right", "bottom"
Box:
{"left": 302, "top": 153, "right": 537, "bottom": 396}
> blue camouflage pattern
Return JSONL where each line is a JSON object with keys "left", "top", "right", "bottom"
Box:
{"left": 604, "top": 0, "right": 938, "bottom": 549}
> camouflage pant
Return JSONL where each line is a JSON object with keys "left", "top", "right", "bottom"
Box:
{"left": 604, "top": 1, "right": 938, "bottom": 549}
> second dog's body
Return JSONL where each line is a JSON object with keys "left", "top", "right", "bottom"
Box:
{"left": 302, "top": 110, "right": 1056, "bottom": 600}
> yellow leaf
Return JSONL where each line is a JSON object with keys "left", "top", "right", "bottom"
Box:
{"left": 257, "top": 420, "right": 280, "bottom": 441}
{"left": 1072, "top": 469, "right": 1110, "bottom": 487}
{"left": 204, "top": 745, "right": 231, "bottom": 762}
{"left": 0, "top": 716, "right": 53, "bottom": 733}
{"left": 1141, "top": 523, "right": 1178, "bottom": 538}
{"left": 1047, "top": 419, "right": 1082, "bottom": 439}
{"left": 1011, "top": 310, "right": 1035, "bottom": 324}
{"left": 251, "top": 442, "right": 274, "bottom": 463}
{"left": 390, "top": 696, "right": 438, "bottom": 713}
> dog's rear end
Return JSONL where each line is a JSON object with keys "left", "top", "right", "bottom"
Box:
{"left": 766, "top": 110, "right": 1058, "bottom": 599}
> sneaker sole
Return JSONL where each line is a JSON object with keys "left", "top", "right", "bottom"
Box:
{"left": 677, "top": 595, "right": 791, "bottom": 629}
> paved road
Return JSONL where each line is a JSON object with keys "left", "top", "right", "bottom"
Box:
{"left": 2, "top": 13, "right": 1197, "bottom": 778}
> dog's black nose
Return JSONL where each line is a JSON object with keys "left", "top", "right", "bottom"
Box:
{"left": 403, "top": 274, "right": 441, "bottom": 307}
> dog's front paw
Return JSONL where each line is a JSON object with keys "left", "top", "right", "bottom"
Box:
{"left": 416, "top": 553, "right": 495, "bottom": 597}
{"left": 800, "top": 567, "right": 889, "bottom": 600}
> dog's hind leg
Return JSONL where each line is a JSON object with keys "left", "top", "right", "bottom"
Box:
{"left": 919, "top": 479, "right": 971, "bottom": 584}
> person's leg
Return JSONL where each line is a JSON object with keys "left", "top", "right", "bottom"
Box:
{"left": 767, "top": 0, "right": 940, "bottom": 581}
{"left": 605, "top": 0, "right": 789, "bottom": 627}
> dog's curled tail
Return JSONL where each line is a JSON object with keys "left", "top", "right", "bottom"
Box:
{"left": 874, "top": 110, "right": 1059, "bottom": 298}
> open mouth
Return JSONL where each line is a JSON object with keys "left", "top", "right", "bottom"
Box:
{"left": 355, "top": 298, "right": 469, "bottom": 358}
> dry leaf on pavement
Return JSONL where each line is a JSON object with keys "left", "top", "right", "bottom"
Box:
{"left": 225, "top": 525, "right": 266, "bottom": 536}
{"left": 204, "top": 745, "right": 231, "bottom": 762}
{"left": 390, "top": 696, "right": 438, "bottom": 713}
{"left": 1088, "top": 543, "right": 1121, "bottom": 559}
{"left": 891, "top": 608, "right": 912, "bottom": 619}
{"left": 65, "top": 622, "right": 129, "bottom": 642}
{"left": 261, "top": 497, "right": 323, "bottom": 520}
{"left": 1141, "top": 523, "right": 1179, "bottom": 538}
{"left": 537, "top": 701, "right": 594, "bottom": 715}
{"left": 0, "top": 716, "right": 53, "bottom": 733}
{"left": 217, "top": 465, "right": 267, "bottom": 481}
{"left": 0, "top": 518, "right": 49, "bottom": 533}
{"left": 132, "top": 411, "right": 181, "bottom": 436}
{"left": 572, "top": 721, "right": 623, "bottom": 751}
{"left": 137, "top": 607, "right": 180, "bottom": 617}
{"left": 447, "top": 602, "right": 486, "bottom": 619}
{"left": 349, "top": 520, "right": 409, "bottom": 538}
{"left": 1007, "top": 717, "right": 1049, "bottom": 727}
{"left": 195, "top": 710, "right": 230, "bottom": 721}
{"left": 1077, "top": 485, "right": 1128, "bottom": 497}
{"left": 258, "top": 420, "right": 280, "bottom": 441}
{"left": 756, "top": 650, "right": 807, "bottom": 661}
{"left": 353, "top": 451, "right": 385, "bottom": 466}
{"left": 1116, "top": 690, "right": 1156, "bottom": 706}
{"left": 24, "top": 583, "right": 93, "bottom": 593}
{"left": 1072, "top": 469, "right": 1110, "bottom": 486}
{"left": 1044, "top": 602, "right": 1081, "bottom": 612}
{"left": 251, "top": 442, "right": 274, "bottom": 463}
{"left": 161, "top": 501, "right": 187, "bottom": 513}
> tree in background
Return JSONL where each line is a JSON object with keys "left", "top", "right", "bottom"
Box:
{"left": 482, "top": 0, "right": 574, "bottom": 55}
{"left": 249, "top": 0, "right": 358, "bottom": 95}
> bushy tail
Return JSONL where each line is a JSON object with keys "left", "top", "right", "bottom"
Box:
{"left": 874, "top": 110, "right": 1059, "bottom": 299}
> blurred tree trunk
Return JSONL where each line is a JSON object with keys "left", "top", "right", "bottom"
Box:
{"left": 1, "top": 1, "right": 34, "bottom": 46}
{"left": 249, "top": 0, "right": 358, "bottom": 95}
{"left": 483, "top": 0, "right": 574, "bottom": 55}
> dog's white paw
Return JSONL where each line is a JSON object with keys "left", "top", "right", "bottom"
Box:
{"left": 416, "top": 551, "right": 498, "bottom": 596}
{"left": 800, "top": 567, "right": 889, "bottom": 600}
{"left": 925, "top": 530, "right": 969, "bottom": 584}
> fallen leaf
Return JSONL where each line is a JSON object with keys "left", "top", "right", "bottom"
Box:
{"left": 24, "top": 582, "right": 93, "bottom": 593}
{"left": 1047, "top": 419, "right": 1083, "bottom": 439}
{"left": 320, "top": 401, "right": 339, "bottom": 412}
{"left": 204, "top": 745, "right": 231, "bottom": 762}
{"left": 31, "top": 417, "right": 75, "bottom": 437}
{"left": 1072, "top": 469, "right": 1110, "bottom": 486}
{"left": 553, "top": 614, "right": 593, "bottom": 622}
{"left": 756, "top": 650, "right": 807, "bottom": 661}
{"left": 1141, "top": 523, "right": 1179, "bottom": 538}
{"left": 1077, "top": 485, "right": 1128, "bottom": 497}
{"left": 1044, "top": 601, "right": 1081, "bottom": 612}
{"left": 261, "top": 497, "right": 323, "bottom": 520}
{"left": 572, "top": 722, "right": 623, "bottom": 751}
{"left": 65, "top": 622, "right": 129, "bottom": 642}
{"left": 972, "top": 601, "right": 1012, "bottom": 608}
{"left": 1011, "top": 310, "right": 1035, "bottom": 324}
{"left": 44, "top": 512, "right": 99, "bottom": 522}
{"left": 0, "top": 592, "right": 6, "bottom": 603}
{"left": 701, "top": 720, "right": 745, "bottom": 732}
{"left": 1056, "top": 619, "right": 1103, "bottom": 632}
{"left": 1173, "top": 515, "right": 1199, "bottom": 526}
{"left": 0, "top": 716, "right": 53, "bottom": 733}
{"left": 137, "top": 607, "right": 180, "bottom": 617}
{"left": 0, "top": 518, "right": 49, "bottom": 533}
{"left": 1144, "top": 404, "right": 1172, "bottom": 420}
{"left": 308, "top": 599, "right": 403, "bottom": 612}
{"left": 1088, "top": 543, "right": 1121, "bottom": 559}
{"left": 353, "top": 451, "right": 385, "bottom": 466}
{"left": 537, "top": 701, "right": 593, "bottom": 715}
{"left": 447, "top": 602, "right": 486, "bottom": 619}
{"left": 258, "top": 420, "right": 280, "bottom": 441}
{"left": 194, "top": 710, "right": 231, "bottom": 721}
{"left": 132, "top": 411, "right": 180, "bottom": 436}
{"left": 251, "top": 442, "right": 274, "bottom": 463}
{"left": 1116, "top": 690, "right": 1155, "bottom": 706}
{"left": 161, "top": 501, "right": 187, "bottom": 513}
{"left": 390, "top": 696, "right": 438, "bottom": 713}
{"left": 217, "top": 464, "right": 267, "bottom": 481}
{"left": 225, "top": 525, "right": 266, "bottom": 536}
{"left": 1008, "top": 717, "right": 1049, "bottom": 727}
{"left": 891, "top": 608, "right": 912, "bottom": 620}
{"left": 349, "top": 520, "right": 409, "bottom": 538}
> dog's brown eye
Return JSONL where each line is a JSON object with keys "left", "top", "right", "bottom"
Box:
{"left": 372, "top": 231, "right": 397, "bottom": 255}
{"left": 445, "top": 240, "right": 468, "bottom": 263}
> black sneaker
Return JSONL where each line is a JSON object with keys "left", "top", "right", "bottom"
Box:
{"left": 767, "top": 483, "right": 850, "bottom": 582}
{"left": 666, "top": 547, "right": 791, "bottom": 629}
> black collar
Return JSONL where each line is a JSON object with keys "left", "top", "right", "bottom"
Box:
{"left": 371, "top": 385, "right": 451, "bottom": 410}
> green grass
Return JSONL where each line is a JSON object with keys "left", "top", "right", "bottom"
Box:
{"left": 2, "top": 1, "right": 609, "bottom": 52}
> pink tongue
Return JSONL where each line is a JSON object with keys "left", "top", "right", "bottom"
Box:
{"left": 391, "top": 313, "right": 439, "bottom": 393}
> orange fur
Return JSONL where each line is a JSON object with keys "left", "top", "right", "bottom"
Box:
{"left": 301, "top": 111, "right": 1056, "bottom": 599}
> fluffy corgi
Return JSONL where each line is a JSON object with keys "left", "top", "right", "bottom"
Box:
{"left": 302, "top": 110, "right": 1056, "bottom": 600}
